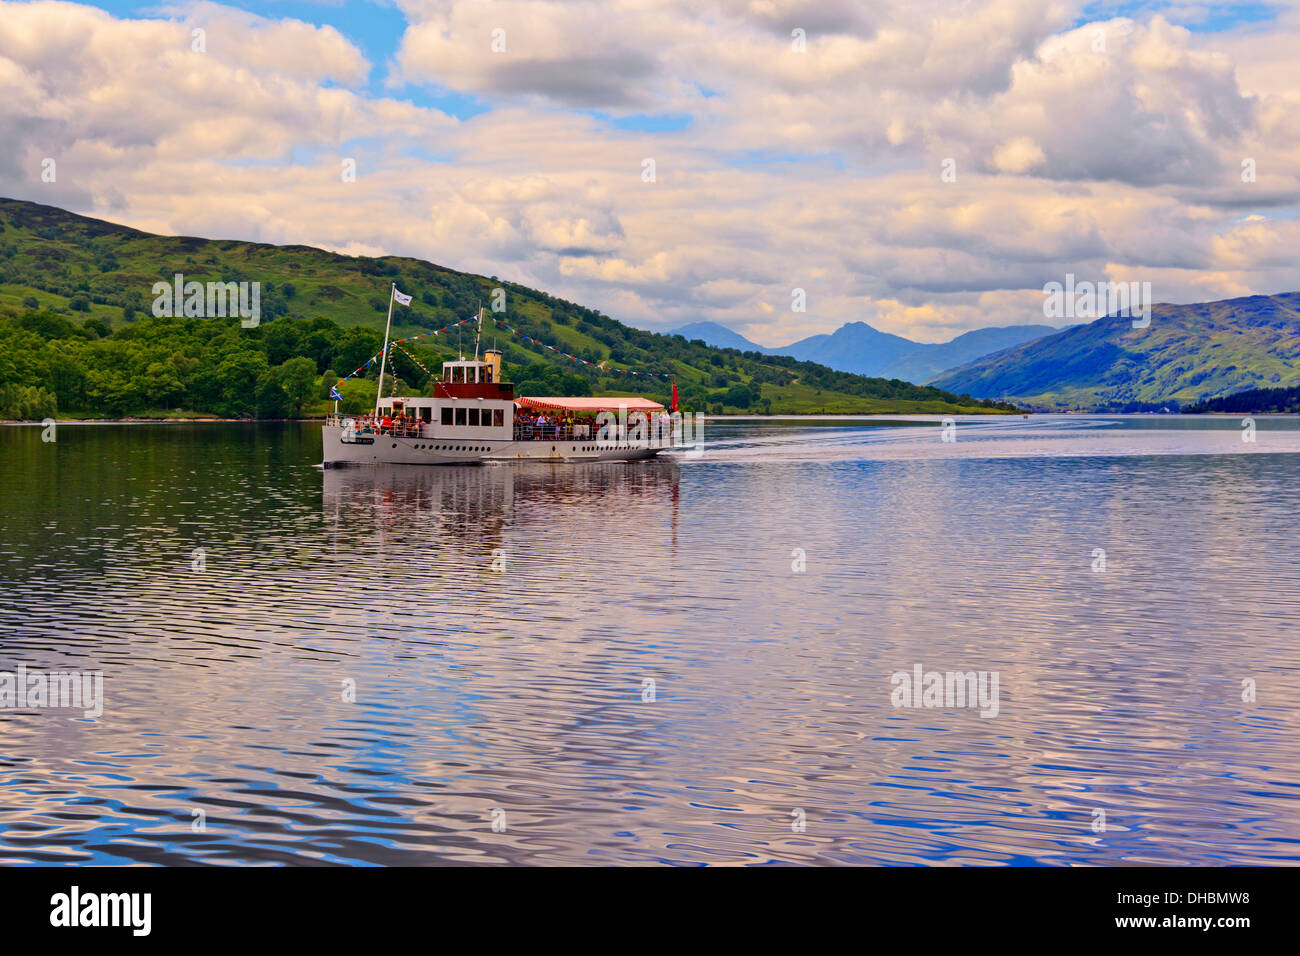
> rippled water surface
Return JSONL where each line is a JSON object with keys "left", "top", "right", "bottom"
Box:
{"left": 2, "top": 416, "right": 1298, "bottom": 865}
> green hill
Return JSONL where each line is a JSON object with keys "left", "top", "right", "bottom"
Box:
{"left": 930, "top": 291, "right": 1300, "bottom": 411}
{"left": 0, "top": 198, "right": 1017, "bottom": 420}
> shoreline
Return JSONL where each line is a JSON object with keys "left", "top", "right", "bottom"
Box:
{"left": 6, "top": 412, "right": 983, "bottom": 425}
{"left": 0, "top": 417, "right": 319, "bottom": 425}
{"left": 7, "top": 411, "right": 1279, "bottom": 426}
{"left": 6, "top": 411, "right": 1295, "bottom": 425}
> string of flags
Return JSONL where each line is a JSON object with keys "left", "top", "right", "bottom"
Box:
{"left": 389, "top": 343, "right": 434, "bottom": 378}
{"left": 332, "top": 311, "right": 678, "bottom": 389}
{"left": 389, "top": 319, "right": 475, "bottom": 348}
{"left": 333, "top": 315, "right": 479, "bottom": 388}
{"left": 486, "top": 315, "right": 677, "bottom": 381}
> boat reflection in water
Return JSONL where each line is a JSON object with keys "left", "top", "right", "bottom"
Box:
{"left": 321, "top": 459, "right": 683, "bottom": 573}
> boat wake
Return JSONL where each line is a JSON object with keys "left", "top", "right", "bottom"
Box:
{"left": 677, "top": 416, "right": 1300, "bottom": 464}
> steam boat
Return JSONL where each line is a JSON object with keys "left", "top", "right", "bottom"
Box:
{"left": 322, "top": 303, "right": 697, "bottom": 467}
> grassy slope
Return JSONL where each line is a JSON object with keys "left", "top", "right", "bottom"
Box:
{"left": 932, "top": 292, "right": 1300, "bottom": 410}
{"left": 0, "top": 197, "right": 1017, "bottom": 416}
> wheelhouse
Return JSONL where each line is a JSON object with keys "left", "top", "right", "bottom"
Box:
{"left": 367, "top": 353, "right": 515, "bottom": 439}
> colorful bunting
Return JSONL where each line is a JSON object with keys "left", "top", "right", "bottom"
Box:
{"left": 333, "top": 316, "right": 477, "bottom": 389}
{"left": 486, "top": 315, "right": 677, "bottom": 382}
{"left": 389, "top": 343, "right": 434, "bottom": 378}
{"left": 333, "top": 312, "right": 678, "bottom": 390}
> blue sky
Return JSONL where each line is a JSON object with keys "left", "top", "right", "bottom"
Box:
{"left": 1078, "top": 1, "right": 1279, "bottom": 31}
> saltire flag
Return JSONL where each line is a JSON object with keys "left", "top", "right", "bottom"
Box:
{"left": 392, "top": 287, "right": 412, "bottom": 306}
{"left": 330, "top": 385, "right": 343, "bottom": 401}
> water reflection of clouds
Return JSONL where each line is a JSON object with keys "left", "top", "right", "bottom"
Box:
{"left": 2, "top": 423, "right": 1298, "bottom": 864}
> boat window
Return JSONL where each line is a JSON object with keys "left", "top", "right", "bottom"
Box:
{"left": 455, "top": 407, "right": 467, "bottom": 426}
{"left": 468, "top": 408, "right": 480, "bottom": 426}
{"left": 493, "top": 409, "right": 504, "bottom": 427}
{"left": 441, "top": 407, "right": 453, "bottom": 426}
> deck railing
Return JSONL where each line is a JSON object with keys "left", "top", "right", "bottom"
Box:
{"left": 327, "top": 414, "right": 691, "bottom": 447}
{"left": 512, "top": 422, "right": 595, "bottom": 442}
{"left": 326, "top": 415, "right": 423, "bottom": 438}
{"left": 512, "top": 420, "right": 683, "bottom": 446}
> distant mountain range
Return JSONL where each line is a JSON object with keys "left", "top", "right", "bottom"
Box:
{"left": 884, "top": 325, "right": 1067, "bottom": 384}
{"left": 930, "top": 291, "right": 1300, "bottom": 411}
{"left": 672, "top": 321, "right": 765, "bottom": 354}
{"left": 671, "top": 320, "right": 1063, "bottom": 382}
{"left": 776, "top": 322, "right": 922, "bottom": 378}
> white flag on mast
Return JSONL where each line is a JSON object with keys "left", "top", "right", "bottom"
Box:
{"left": 392, "top": 287, "right": 412, "bottom": 306}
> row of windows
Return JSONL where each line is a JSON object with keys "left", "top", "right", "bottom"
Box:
{"left": 440, "top": 407, "right": 506, "bottom": 427}
{"left": 444, "top": 365, "right": 494, "bottom": 383}
{"left": 400, "top": 443, "right": 636, "bottom": 454}
{"left": 406, "top": 443, "right": 492, "bottom": 453}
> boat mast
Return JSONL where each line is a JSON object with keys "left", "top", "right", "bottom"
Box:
{"left": 474, "top": 306, "right": 484, "bottom": 362}
{"left": 373, "top": 282, "right": 396, "bottom": 417}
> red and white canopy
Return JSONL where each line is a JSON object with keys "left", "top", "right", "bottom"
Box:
{"left": 515, "top": 396, "right": 665, "bottom": 414}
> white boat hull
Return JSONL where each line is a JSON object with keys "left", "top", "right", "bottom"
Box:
{"left": 322, "top": 424, "right": 669, "bottom": 467}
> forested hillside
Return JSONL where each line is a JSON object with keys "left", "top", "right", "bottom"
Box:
{"left": 0, "top": 198, "right": 1018, "bottom": 419}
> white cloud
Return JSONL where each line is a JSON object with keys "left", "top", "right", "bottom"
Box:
{"left": 0, "top": 0, "right": 1297, "bottom": 349}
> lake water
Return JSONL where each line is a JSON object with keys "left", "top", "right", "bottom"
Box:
{"left": 1, "top": 416, "right": 1298, "bottom": 865}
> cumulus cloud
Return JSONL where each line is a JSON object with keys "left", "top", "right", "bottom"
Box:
{"left": 392, "top": 1, "right": 663, "bottom": 107}
{"left": 0, "top": 0, "right": 1298, "bottom": 348}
